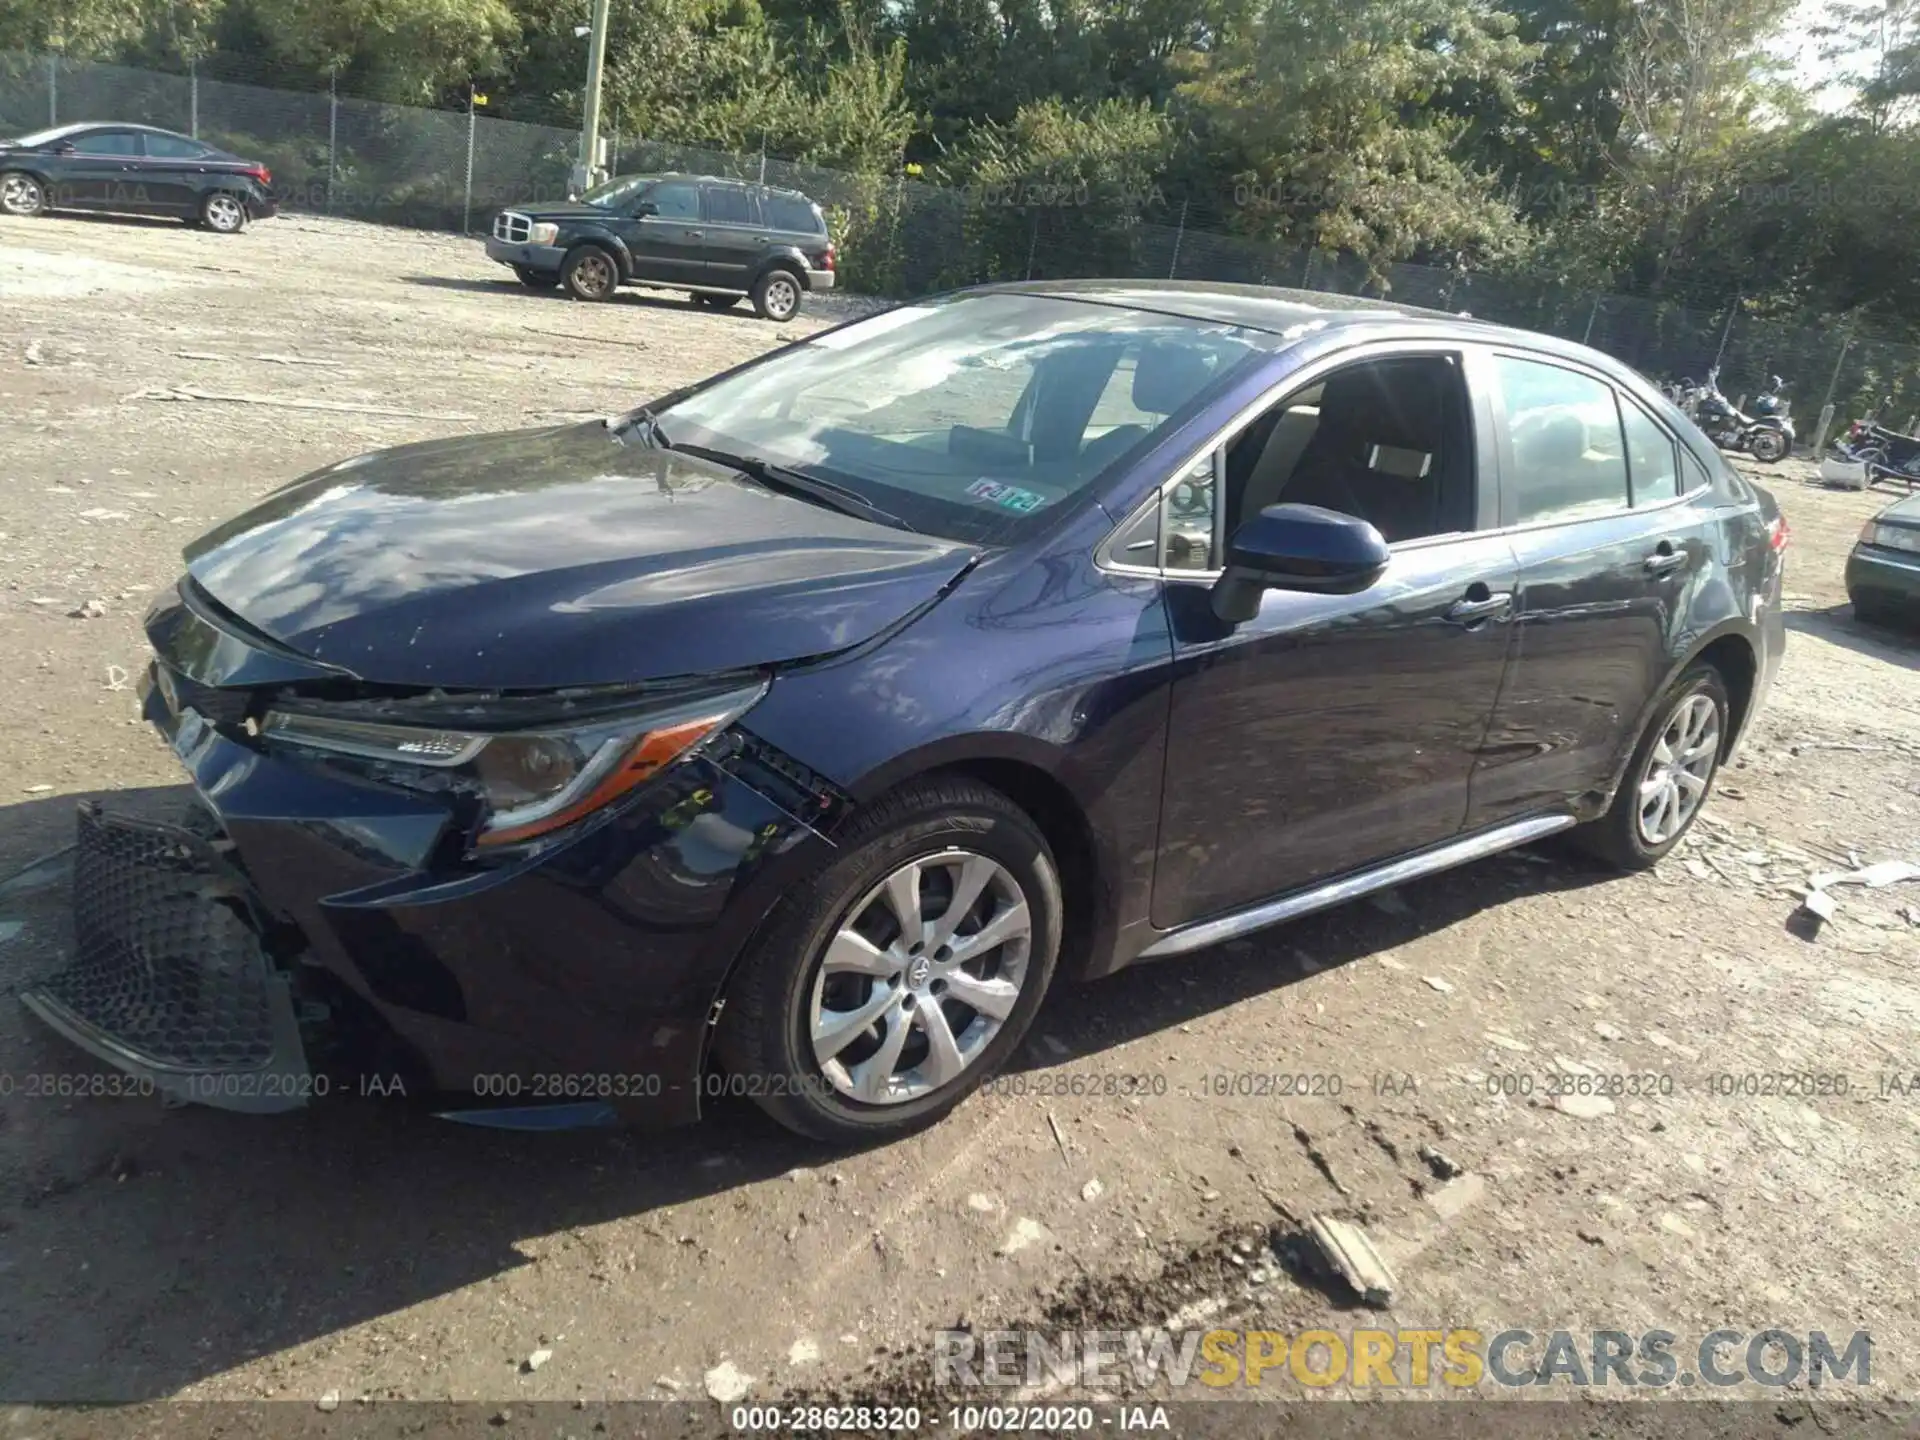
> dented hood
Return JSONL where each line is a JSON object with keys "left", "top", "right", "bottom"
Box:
{"left": 184, "top": 422, "right": 974, "bottom": 690}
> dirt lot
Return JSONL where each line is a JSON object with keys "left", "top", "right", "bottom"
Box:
{"left": 1, "top": 210, "right": 1917, "bottom": 1421}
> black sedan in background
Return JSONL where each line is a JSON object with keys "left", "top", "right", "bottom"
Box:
{"left": 1847, "top": 490, "right": 1920, "bottom": 627}
{"left": 0, "top": 122, "right": 276, "bottom": 232}
{"left": 17, "top": 282, "right": 1787, "bottom": 1144}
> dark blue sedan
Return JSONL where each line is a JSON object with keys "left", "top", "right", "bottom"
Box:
{"left": 22, "top": 282, "right": 1788, "bottom": 1142}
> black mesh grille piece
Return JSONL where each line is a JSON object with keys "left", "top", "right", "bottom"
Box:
{"left": 35, "top": 803, "right": 278, "bottom": 1071}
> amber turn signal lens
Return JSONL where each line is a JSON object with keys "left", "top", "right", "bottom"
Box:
{"left": 475, "top": 716, "right": 724, "bottom": 847}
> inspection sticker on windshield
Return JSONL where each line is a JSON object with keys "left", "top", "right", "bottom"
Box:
{"left": 966, "top": 479, "right": 1047, "bottom": 513}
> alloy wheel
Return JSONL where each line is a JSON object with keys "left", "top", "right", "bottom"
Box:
{"left": 571, "top": 253, "right": 614, "bottom": 298}
{"left": 204, "top": 195, "right": 244, "bottom": 232}
{"left": 808, "top": 850, "right": 1032, "bottom": 1105}
{"left": 1636, "top": 692, "right": 1719, "bottom": 846}
{"left": 763, "top": 275, "right": 798, "bottom": 320}
{"left": 1, "top": 173, "right": 44, "bottom": 216}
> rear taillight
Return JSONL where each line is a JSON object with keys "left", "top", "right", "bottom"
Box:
{"left": 1768, "top": 515, "right": 1790, "bottom": 551}
{"left": 247, "top": 164, "right": 272, "bottom": 186}
{"left": 820, "top": 243, "right": 835, "bottom": 271}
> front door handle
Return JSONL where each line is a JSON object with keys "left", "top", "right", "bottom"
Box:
{"left": 752, "top": 235, "right": 769, "bottom": 243}
{"left": 1447, "top": 587, "right": 1513, "bottom": 623}
{"left": 683, "top": 228, "right": 703, "bottom": 238}
{"left": 1643, "top": 542, "right": 1687, "bottom": 576}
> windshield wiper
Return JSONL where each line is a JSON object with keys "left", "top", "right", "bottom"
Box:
{"left": 606, "top": 404, "right": 670, "bottom": 448}
{"left": 672, "top": 442, "right": 916, "bottom": 532}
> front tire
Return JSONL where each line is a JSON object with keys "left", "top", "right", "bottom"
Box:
{"left": 1576, "top": 665, "right": 1730, "bottom": 870}
{"left": 199, "top": 192, "right": 247, "bottom": 233}
{"left": 2, "top": 171, "right": 47, "bottom": 217}
{"left": 715, "top": 778, "right": 1062, "bottom": 1143}
{"left": 750, "top": 267, "right": 804, "bottom": 322}
{"left": 562, "top": 244, "right": 619, "bottom": 302}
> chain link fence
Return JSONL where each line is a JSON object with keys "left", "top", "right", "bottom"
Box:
{"left": 5, "top": 49, "right": 1919, "bottom": 436}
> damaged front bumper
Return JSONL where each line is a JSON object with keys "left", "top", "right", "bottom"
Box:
{"left": 20, "top": 801, "right": 314, "bottom": 1113}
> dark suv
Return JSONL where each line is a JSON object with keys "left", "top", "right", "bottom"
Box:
{"left": 486, "top": 172, "right": 835, "bottom": 321}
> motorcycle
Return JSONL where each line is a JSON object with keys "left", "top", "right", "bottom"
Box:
{"left": 1692, "top": 367, "right": 1793, "bottom": 463}
{"left": 1830, "top": 416, "right": 1920, "bottom": 490}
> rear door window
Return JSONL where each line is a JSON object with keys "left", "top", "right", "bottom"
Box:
{"left": 1494, "top": 356, "right": 1631, "bottom": 525}
{"left": 143, "top": 134, "right": 210, "bottom": 159}
{"left": 1619, "top": 396, "right": 1680, "bottom": 505}
{"left": 703, "top": 185, "right": 757, "bottom": 225}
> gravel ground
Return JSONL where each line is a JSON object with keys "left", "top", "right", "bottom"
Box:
{"left": 0, "top": 210, "right": 1916, "bottom": 1420}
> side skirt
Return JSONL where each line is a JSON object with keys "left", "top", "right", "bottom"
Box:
{"left": 1135, "top": 813, "right": 1578, "bottom": 961}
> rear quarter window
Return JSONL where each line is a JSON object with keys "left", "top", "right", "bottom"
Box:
{"left": 764, "top": 194, "right": 825, "bottom": 234}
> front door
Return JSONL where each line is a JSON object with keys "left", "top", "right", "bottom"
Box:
{"left": 58, "top": 129, "right": 144, "bottom": 209}
{"left": 1149, "top": 347, "right": 1519, "bottom": 930}
{"left": 1466, "top": 353, "right": 1706, "bottom": 823}
{"left": 625, "top": 178, "right": 707, "bottom": 284}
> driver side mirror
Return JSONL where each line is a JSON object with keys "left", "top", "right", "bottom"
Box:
{"left": 53, "top": 141, "right": 75, "bottom": 155}
{"left": 1209, "top": 503, "right": 1390, "bottom": 623}
{"left": 631, "top": 200, "right": 658, "bottom": 217}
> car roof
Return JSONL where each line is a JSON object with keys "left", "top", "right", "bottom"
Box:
{"left": 23, "top": 122, "right": 204, "bottom": 141}
{"left": 643, "top": 172, "right": 819, "bottom": 204}
{"left": 973, "top": 278, "right": 1650, "bottom": 382}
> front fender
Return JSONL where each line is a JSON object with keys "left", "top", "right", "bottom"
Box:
{"left": 562, "top": 226, "right": 635, "bottom": 278}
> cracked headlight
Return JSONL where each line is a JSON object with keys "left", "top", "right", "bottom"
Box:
{"left": 262, "top": 682, "right": 764, "bottom": 847}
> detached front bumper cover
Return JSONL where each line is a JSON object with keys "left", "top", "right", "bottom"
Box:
{"left": 19, "top": 802, "right": 312, "bottom": 1113}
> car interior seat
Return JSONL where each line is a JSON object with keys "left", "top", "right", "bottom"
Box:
{"left": 1270, "top": 360, "right": 1466, "bottom": 543}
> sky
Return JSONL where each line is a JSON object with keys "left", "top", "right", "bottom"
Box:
{"left": 1775, "top": 0, "right": 1864, "bottom": 112}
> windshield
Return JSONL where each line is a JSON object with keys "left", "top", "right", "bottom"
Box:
{"left": 580, "top": 174, "right": 654, "bottom": 209}
{"left": 658, "top": 292, "right": 1266, "bottom": 545}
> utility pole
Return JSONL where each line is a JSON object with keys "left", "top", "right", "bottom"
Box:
{"left": 573, "top": 0, "right": 612, "bottom": 198}
{"left": 1712, "top": 293, "right": 1740, "bottom": 373}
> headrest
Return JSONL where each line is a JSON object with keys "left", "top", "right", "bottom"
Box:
{"left": 1132, "top": 341, "right": 1220, "bottom": 415}
{"left": 1317, "top": 362, "right": 1448, "bottom": 453}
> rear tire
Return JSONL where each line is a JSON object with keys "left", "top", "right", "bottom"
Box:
{"left": 561, "top": 244, "right": 619, "bottom": 302}
{"left": 514, "top": 265, "right": 560, "bottom": 289}
{"left": 1, "top": 171, "right": 45, "bottom": 217}
{"left": 714, "top": 778, "right": 1062, "bottom": 1144}
{"left": 1575, "top": 665, "right": 1730, "bottom": 871}
{"left": 750, "top": 267, "right": 804, "bottom": 322}
{"left": 199, "top": 192, "right": 247, "bottom": 234}
{"left": 1748, "top": 428, "right": 1789, "bottom": 463}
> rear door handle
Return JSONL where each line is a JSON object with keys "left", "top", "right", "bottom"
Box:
{"left": 683, "top": 229, "right": 703, "bottom": 238}
{"left": 753, "top": 235, "right": 769, "bottom": 243}
{"left": 1447, "top": 588, "right": 1513, "bottom": 623}
{"left": 1643, "top": 542, "right": 1687, "bottom": 576}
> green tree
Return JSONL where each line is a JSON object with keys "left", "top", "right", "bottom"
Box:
{"left": 1173, "top": 0, "right": 1534, "bottom": 277}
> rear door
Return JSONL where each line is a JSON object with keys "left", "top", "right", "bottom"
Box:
{"left": 133, "top": 131, "right": 210, "bottom": 214}
{"left": 697, "top": 183, "right": 764, "bottom": 290}
{"left": 1465, "top": 352, "right": 1708, "bottom": 825}
{"left": 626, "top": 178, "right": 707, "bottom": 284}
